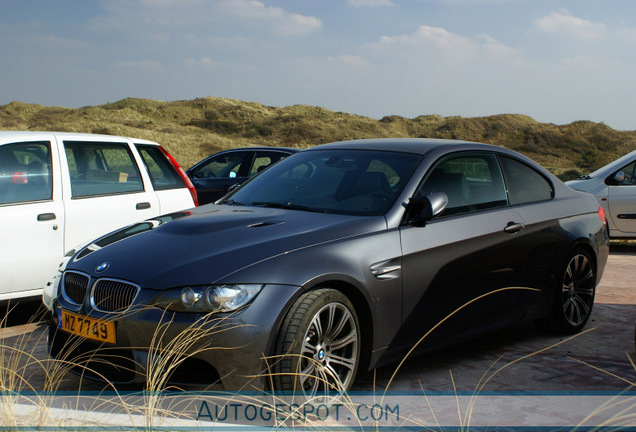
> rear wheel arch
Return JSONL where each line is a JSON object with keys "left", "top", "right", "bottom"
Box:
{"left": 568, "top": 240, "right": 598, "bottom": 279}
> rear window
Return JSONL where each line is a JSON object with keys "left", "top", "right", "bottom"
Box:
{"left": 135, "top": 144, "right": 186, "bottom": 190}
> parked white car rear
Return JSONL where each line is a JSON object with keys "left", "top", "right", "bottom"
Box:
{"left": 0, "top": 131, "right": 197, "bottom": 303}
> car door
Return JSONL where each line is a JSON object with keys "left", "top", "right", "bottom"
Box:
{"left": 188, "top": 150, "right": 253, "bottom": 204}
{"left": 0, "top": 139, "right": 65, "bottom": 299}
{"left": 134, "top": 143, "right": 197, "bottom": 213}
{"left": 59, "top": 138, "right": 160, "bottom": 252}
{"left": 398, "top": 152, "right": 529, "bottom": 349}
{"left": 606, "top": 160, "right": 636, "bottom": 235}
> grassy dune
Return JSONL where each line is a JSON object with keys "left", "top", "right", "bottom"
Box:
{"left": 2, "top": 96, "right": 635, "bottom": 179}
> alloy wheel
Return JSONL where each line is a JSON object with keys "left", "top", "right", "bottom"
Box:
{"left": 561, "top": 253, "right": 595, "bottom": 327}
{"left": 298, "top": 302, "right": 359, "bottom": 394}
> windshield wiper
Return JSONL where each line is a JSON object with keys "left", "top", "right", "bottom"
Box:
{"left": 251, "top": 201, "right": 327, "bottom": 213}
{"left": 222, "top": 199, "right": 244, "bottom": 206}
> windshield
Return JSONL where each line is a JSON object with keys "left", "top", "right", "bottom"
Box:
{"left": 222, "top": 149, "right": 423, "bottom": 216}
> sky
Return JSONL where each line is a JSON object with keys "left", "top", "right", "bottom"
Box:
{"left": 2, "top": 0, "right": 636, "bottom": 131}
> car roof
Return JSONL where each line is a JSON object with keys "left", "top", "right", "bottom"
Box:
{"left": 216, "top": 146, "right": 300, "bottom": 153}
{"left": 0, "top": 131, "right": 159, "bottom": 145}
{"left": 307, "top": 138, "right": 503, "bottom": 155}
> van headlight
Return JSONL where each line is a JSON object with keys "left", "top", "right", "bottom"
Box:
{"left": 154, "top": 284, "right": 264, "bottom": 313}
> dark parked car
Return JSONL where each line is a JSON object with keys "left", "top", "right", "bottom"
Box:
{"left": 186, "top": 147, "right": 299, "bottom": 204}
{"left": 48, "top": 139, "right": 609, "bottom": 394}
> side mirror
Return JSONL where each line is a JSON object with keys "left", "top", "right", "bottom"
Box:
{"left": 614, "top": 171, "right": 626, "bottom": 183}
{"left": 406, "top": 192, "right": 448, "bottom": 227}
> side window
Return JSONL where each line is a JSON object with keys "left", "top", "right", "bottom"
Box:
{"left": 135, "top": 144, "right": 185, "bottom": 190}
{"left": 0, "top": 141, "right": 52, "bottom": 205}
{"left": 64, "top": 141, "right": 144, "bottom": 198}
{"left": 499, "top": 156, "right": 553, "bottom": 205}
{"left": 249, "top": 151, "right": 290, "bottom": 176}
{"left": 417, "top": 153, "right": 508, "bottom": 216}
{"left": 191, "top": 151, "right": 250, "bottom": 179}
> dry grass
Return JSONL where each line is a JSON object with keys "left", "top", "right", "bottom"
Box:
{"left": 2, "top": 97, "right": 636, "bottom": 176}
{"left": 0, "top": 286, "right": 633, "bottom": 429}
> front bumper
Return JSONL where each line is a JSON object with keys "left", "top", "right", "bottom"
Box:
{"left": 48, "top": 283, "right": 301, "bottom": 391}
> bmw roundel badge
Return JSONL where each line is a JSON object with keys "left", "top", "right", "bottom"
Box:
{"left": 95, "top": 262, "right": 110, "bottom": 273}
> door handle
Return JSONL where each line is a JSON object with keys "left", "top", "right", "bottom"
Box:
{"left": 504, "top": 221, "right": 524, "bottom": 234}
{"left": 136, "top": 202, "right": 151, "bottom": 210}
{"left": 37, "top": 213, "right": 56, "bottom": 221}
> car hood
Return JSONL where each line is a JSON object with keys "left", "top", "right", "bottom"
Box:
{"left": 68, "top": 205, "right": 387, "bottom": 289}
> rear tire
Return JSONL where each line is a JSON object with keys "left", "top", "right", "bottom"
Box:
{"left": 539, "top": 248, "right": 596, "bottom": 334}
{"left": 273, "top": 288, "right": 360, "bottom": 395}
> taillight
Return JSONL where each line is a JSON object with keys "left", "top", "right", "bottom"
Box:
{"left": 158, "top": 146, "right": 199, "bottom": 207}
{"left": 598, "top": 206, "right": 607, "bottom": 225}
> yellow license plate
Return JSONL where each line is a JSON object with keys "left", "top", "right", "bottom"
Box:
{"left": 57, "top": 309, "right": 116, "bottom": 344}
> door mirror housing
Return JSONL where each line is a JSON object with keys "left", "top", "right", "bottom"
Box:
{"left": 614, "top": 171, "right": 626, "bottom": 183}
{"left": 406, "top": 192, "right": 448, "bottom": 227}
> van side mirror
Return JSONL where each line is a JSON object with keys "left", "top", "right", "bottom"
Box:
{"left": 406, "top": 192, "right": 448, "bottom": 227}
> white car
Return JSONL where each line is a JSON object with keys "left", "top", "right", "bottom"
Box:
{"left": 567, "top": 149, "right": 636, "bottom": 238}
{"left": 0, "top": 131, "right": 198, "bottom": 304}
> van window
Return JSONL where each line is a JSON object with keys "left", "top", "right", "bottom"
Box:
{"left": 0, "top": 141, "right": 52, "bottom": 205}
{"left": 64, "top": 141, "right": 144, "bottom": 198}
{"left": 135, "top": 144, "right": 186, "bottom": 190}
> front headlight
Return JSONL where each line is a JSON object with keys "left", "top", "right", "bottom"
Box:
{"left": 154, "top": 284, "right": 264, "bottom": 313}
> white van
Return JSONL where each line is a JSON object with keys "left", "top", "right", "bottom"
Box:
{"left": 0, "top": 132, "right": 198, "bottom": 302}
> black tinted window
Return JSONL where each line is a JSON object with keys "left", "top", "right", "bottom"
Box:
{"left": 499, "top": 156, "right": 553, "bottom": 205}
{"left": 418, "top": 153, "right": 508, "bottom": 216}
{"left": 249, "top": 151, "right": 291, "bottom": 176}
{"left": 226, "top": 150, "right": 423, "bottom": 216}
{"left": 191, "top": 151, "right": 250, "bottom": 179}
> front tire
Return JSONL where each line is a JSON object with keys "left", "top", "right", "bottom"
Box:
{"left": 541, "top": 248, "right": 596, "bottom": 334}
{"left": 273, "top": 289, "right": 360, "bottom": 395}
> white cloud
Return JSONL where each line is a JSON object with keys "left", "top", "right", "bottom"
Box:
{"left": 533, "top": 11, "right": 607, "bottom": 40}
{"left": 347, "top": 0, "right": 395, "bottom": 7}
{"left": 478, "top": 34, "right": 517, "bottom": 57}
{"left": 379, "top": 25, "right": 475, "bottom": 49}
{"left": 215, "top": 0, "right": 321, "bottom": 36}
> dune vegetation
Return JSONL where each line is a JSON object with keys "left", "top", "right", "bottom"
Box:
{"left": 2, "top": 96, "right": 636, "bottom": 180}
